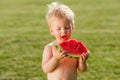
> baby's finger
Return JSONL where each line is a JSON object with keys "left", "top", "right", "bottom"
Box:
{"left": 61, "top": 54, "right": 66, "bottom": 58}
{"left": 82, "top": 54, "right": 86, "bottom": 59}
{"left": 84, "top": 53, "right": 89, "bottom": 60}
{"left": 80, "top": 54, "right": 86, "bottom": 62}
{"left": 61, "top": 50, "right": 67, "bottom": 55}
{"left": 83, "top": 53, "right": 87, "bottom": 58}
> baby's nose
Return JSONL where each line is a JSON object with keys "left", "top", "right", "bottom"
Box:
{"left": 61, "top": 29, "right": 66, "bottom": 34}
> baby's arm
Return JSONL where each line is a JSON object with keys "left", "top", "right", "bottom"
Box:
{"left": 77, "top": 53, "right": 89, "bottom": 72}
{"left": 42, "top": 45, "right": 59, "bottom": 73}
{"left": 42, "top": 44, "right": 65, "bottom": 73}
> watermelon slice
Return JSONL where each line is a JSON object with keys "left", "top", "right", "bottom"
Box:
{"left": 56, "top": 39, "right": 89, "bottom": 58}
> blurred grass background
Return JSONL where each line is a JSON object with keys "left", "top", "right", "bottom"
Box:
{"left": 0, "top": 0, "right": 120, "bottom": 80}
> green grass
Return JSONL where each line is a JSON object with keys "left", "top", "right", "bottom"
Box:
{"left": 0, "top": 0, "right": 120, "bottom": 80}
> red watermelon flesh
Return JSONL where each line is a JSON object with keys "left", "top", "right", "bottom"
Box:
{"left": 59, "top": 39, "right": 89, "bottom": 55}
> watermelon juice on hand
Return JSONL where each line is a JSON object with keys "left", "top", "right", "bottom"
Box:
{"left": 56, "top": 39, "right": 89, "bottom": 58}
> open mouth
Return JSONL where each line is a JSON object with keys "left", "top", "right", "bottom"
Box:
{"left": 61, "top": 35, "right": 67, "bottom": 40}
{"left": 61, "top": 35, "right": 66, "bottom": 38}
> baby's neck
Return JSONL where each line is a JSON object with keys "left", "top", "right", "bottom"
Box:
{"left": 53, "top": 40, "right": 60, "bottom": 45}
{"left": 53, "top": 39, "right": 69, "bottom": 45}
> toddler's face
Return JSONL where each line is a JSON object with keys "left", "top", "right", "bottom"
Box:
{"left": 49, "top": 17, "right": 73, "bottom": 43}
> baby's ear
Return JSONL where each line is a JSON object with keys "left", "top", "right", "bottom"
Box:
{"left": 49, "top": 28, "right": 54, "bottom": 35}
{"left": 71, "top": 23, "right": 74, "bottom": 31}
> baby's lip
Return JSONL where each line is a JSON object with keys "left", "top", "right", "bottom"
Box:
{"left": 61, "top": 35, "right": 68, "bottom": 41}
{"left": 61, "top": 35, "right": 67, "bottom": 38}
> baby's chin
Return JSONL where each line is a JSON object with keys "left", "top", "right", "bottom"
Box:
{"left": 60, "top": 38, "right": 68, "bottom": 42}
{"left": 56, "top": 37, "right": 69, "bottom": 43}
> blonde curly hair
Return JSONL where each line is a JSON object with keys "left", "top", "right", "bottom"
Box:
{"left": 46, "top": 2, "right": 74, "bottom": 26}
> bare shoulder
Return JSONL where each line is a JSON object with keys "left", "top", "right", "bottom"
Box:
{"left": 44, "top": 42, "right": 54, "bottom": 50}
{"left": 42, "top": 42, "right": 54, "bottom": 58}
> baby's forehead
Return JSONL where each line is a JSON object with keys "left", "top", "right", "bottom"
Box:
{"left": 48, "top": 16, "right": 73, "bottom": 28}
{"left": 50, "top": 17, "right": 72, "bottom": 24}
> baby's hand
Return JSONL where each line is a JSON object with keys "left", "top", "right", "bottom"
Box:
{"left": 52, "top": 45, "right": 66, "bottom": 60}
{"left": 79, "top": 53, "right": 89, "bottom": 63}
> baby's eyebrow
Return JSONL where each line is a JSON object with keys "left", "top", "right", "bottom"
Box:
{"left": 56, "top": 27, "right": 60, "bottom": 29}
{"left": 65, "top": 23, "right": 70, "bottom": 27}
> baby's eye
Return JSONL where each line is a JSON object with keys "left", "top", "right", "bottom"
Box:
{"left": 65, "top": 26, "right": 70, "bottom": 29}
{"left": 56, "top": 28, "right": 60, "bottom": 30}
